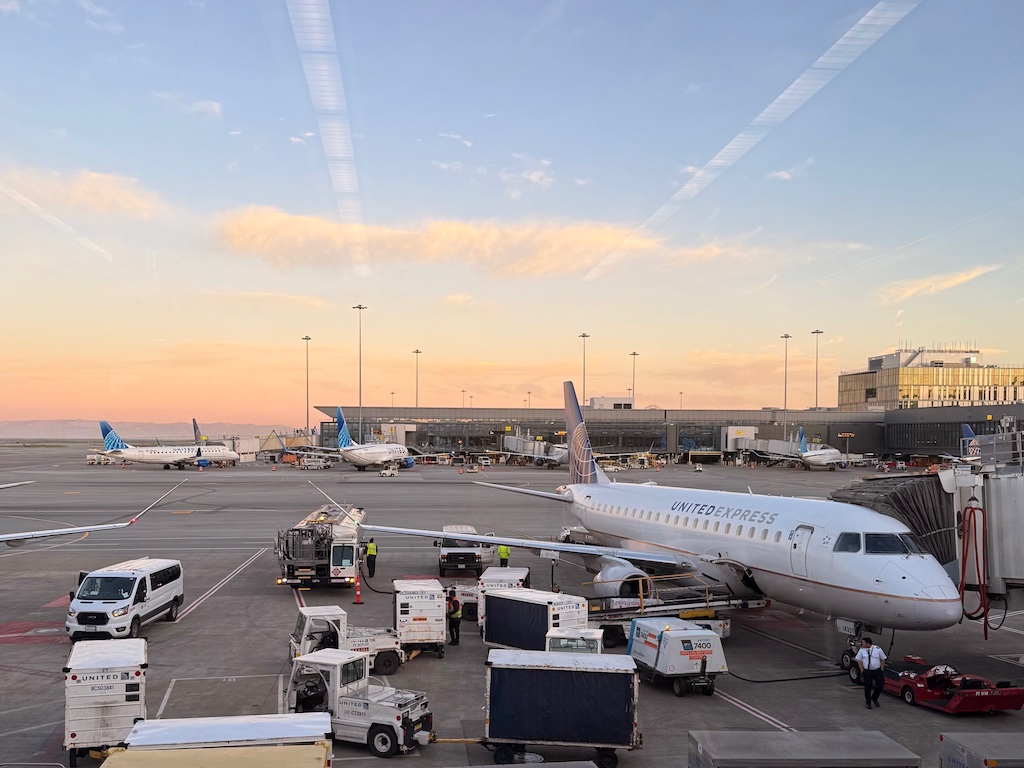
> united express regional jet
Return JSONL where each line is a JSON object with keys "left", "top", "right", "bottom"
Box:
{"left": 98, "top": 421, "right": 239, "bottom": 469}
{"left": 362, "top": 382, "right": 962, "bottom": 635}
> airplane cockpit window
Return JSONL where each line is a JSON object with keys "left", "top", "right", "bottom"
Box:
{"left": 899, "top": 534, "right": 926, "bottom": 554}
{"left": 865, "top": 533, "right": 909, "bottom": 554}
{"left": 833, "top": 532, "right": 862, "bottom": 552}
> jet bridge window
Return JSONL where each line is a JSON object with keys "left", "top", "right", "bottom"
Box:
{"left": 865, "top": 533, "right": 908, "bottom": 554}
{"left": 833, "top": 533, "right": 862, "bottom": 553}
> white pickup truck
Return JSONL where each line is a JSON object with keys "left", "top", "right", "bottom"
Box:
{"left": 285, "top": 649, "right": 432, "bottom": 758}
{"left": 379, "top": 466, "right": 399, "bottom": 477}
{"left": 290, "top": 605, "right": 404, "bottom": 675}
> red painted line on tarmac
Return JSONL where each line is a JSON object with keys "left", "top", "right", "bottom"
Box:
{"left": 0, "top": 621, "right": 66, "bottom": 644}
{"left": 43, "top": 595, "right": 70, "bottom": 609}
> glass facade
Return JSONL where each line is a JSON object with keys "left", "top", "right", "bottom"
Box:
{"left": 840, "top": 366, "right": 1024, "bottom": 411}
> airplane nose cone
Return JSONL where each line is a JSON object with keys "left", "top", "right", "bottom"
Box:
{"left": 916, "top": 585, "right": 962, "bottom": 629}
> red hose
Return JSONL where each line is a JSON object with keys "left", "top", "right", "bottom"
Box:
{"left": 959, "top": 502, "right": 989, "bottom": 638}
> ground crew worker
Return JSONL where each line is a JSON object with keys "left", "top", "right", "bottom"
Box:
{"left": 365, "top": 538, "right": 378, "bottom": 578}
{"left": 447, "top": 590, "right": 461, "bottom": 645}
{"left": 497, "top": 544, "right": 511, "bottom": 567}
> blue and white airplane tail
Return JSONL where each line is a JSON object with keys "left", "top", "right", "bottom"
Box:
{"left": 798, "top": 427, "right": 808, "bottom": 454}
{"left": 962, "top": 424, "right": 976, "bottom": 440}
{"left": 564, "top": 381, "right": 608, "bottom": 485}
{"left": 336, "top": 407, "right": 359, "bottom": 449}
{"left": 99, "top": 421, "right": 130, "bottom": 451}
{"left": 193, "top": 419, "right": 205, "bottom": 443}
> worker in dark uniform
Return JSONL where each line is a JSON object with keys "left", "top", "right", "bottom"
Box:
{"left": 447, "top": 589, "right": 462, "bottom": 645}
{"left": 364, "top": 538, "right": 378, "bottom": 578}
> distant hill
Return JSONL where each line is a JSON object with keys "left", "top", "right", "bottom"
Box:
{"left": 0, "top": 420, "right": 299, "bottom": 441}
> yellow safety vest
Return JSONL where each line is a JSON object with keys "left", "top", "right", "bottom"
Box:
{"left": 497, "top": 545, "right": 511, "bottom": 558}
{"left": 449, "top": 600, "right": 462, "bottom": 619}
{"left": 366, "top": 542, "right": 377, "bottom": 556}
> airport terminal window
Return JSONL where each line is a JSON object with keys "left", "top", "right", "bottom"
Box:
{"left": 865, "top": 533, "right": 907, "bottom": 554}
{"left": 833, "top": 533, "right": 862, "bottom": 553}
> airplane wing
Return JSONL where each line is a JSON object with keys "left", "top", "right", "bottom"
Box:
{"left": 357, "top": 522, "right": 697, "bottom": 571}
{"left": 1, "top": 481, "right": 35, "bottom": 490}
{"left": 1, "top": 479, "right": 187, "bottom": 546}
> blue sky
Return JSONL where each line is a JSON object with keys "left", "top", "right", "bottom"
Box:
{"left": 1, "top": 1, "right": 1021, "bottom": 423}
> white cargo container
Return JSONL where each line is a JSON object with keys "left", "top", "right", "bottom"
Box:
{"left": 393, "top": 579, "right": 447, "bottom": 658}
{"left": 64, "top": 639, "right": 148, "bottom": 767}
{"left": 939, "top": 732, "right": 1024, "bottom": 768}
{"left": 481, "top": 588, "right": 588, "bottom": 650}
{"left": 462, "top": 566, "right": 531, "bottom": 623}
{"left": 628, "top": 617, "right": 727, "bottom": 696}
{"left": 546, "top": 626, "right": 604, "bottom": 654}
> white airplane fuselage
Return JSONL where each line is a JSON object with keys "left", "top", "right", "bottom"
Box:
{"left": 102, "top": 445, "right": 239, "bottom": 466}
{"left": 340, "top": 444, "right": 410, "bottom": 468}
{"left": 801, "top": 446, "right": 845, "bottom": 468}
{"left": 567, "top": 481, "right": 961, "bottom": 631}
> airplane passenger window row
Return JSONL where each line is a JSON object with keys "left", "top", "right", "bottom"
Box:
{"left": 599, "top": 503, "right": 785, "bottom": 544}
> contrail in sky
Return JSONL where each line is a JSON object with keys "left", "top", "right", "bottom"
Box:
{"left": 287, "top": 0, "right": 371, "bottom": 277}
{"left": 583, "top": 1, "right": 920, "bottom": 282}
{"left": 0, "top": 181, "right": 114, "bottom": 264}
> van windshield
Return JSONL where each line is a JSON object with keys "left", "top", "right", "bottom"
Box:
{"left": 77, "top": 576, "right": 137, "bottom": 600}
{"left": 442, "top": 538, "right": 476, "bottom": 548}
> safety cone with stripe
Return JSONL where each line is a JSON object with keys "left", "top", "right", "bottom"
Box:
{"left": 353, "top": 572, "right": 363, "bottom": 605}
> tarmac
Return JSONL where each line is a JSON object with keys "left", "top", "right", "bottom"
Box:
{"left": 1, "top": 447, "right": 1022, "bottom": 766}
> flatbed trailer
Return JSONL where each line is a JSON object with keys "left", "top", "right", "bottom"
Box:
{"left": 588, "top": 596, "right": 769, "bottom": 647}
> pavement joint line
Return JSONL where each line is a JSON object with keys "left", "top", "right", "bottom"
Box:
{"left": 714, "top": 689, "right": 797, "bottom": 731}
{"left": 154, "top": 678, "right": 177, "bottom": 719}
{"left": 736, "top": 623, "right": 833, "bottom": 661}
{"left": 0, "top": 720, "right": 63, "bottom": 738}
{"left": 176, "top": 549, "right": 266, "bottom": 620}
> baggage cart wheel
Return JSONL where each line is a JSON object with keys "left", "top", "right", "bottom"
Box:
{"left": 703, "top": 678, "right": 715, "bottom": 696}
{"left": 368, "top": 725, "right": 399, "bottom": 758}
{"left": 493, "top": 745, "right": 515, "bottom": 764}
{"left": 374, "top": 650, "right": 401, "bottom": 675}
{"left": 69, "top": 748, "right": 78, "bottom": 767}
{"left": 672, "top": 678, "right": 687, "bottom": 697}
{"left": 595, "top": 748, "right": 618, "bottom": 768}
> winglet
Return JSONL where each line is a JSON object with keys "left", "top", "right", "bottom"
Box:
{"left": 100, "top": 421, "right": 129, "bottom": 451}
{"left": 564, "top": 381, "right": 607, "bottom": 485}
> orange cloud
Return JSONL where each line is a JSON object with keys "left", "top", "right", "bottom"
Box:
{"left": 1, "top": 167, "right": 163, "bottom": 217}
{"left": 219, "top": 206, "right": 664, "bottom": 276}
{"left": 877, "top": 265, "right": 1002, "bottom": 305}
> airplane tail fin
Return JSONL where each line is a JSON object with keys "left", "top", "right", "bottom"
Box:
{"left": 100, "top": 421, "right": 130, "bottom": 451}
{"left": 564, "top": 381, "right": 608, "bottom": 485}
{"left": 336, "top": 407, "right": 358, "bottom": 448}
{"left": 799, "top": 427, "right": 807, "bottom": 454}
{"left": 193, "top": 419, "right": 206, "bottom": 443}
{"left": 961, "top": 424, "right": 976, "bottom": 439}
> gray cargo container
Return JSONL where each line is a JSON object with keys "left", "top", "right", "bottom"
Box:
{"left": 687, "top": 730, "right": 921, "bottom": 767}
{"left": 939, "top": 732, "right": 1024, "bottom": 768}
{"left": 485, "top": 649, "right": 640, "bottom": 768}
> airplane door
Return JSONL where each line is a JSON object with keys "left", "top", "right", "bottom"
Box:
{"left": 790, "top": 525, "right": 813, "bottom": 578}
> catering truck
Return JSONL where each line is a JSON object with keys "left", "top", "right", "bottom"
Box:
{"left": 64, "top": 639, "right": 148, "bottom": 767}
{"left": 481, "top": 588, "right": 588, "bottom": 650}
{"left": 289, "top": 604, "right": 404, "bottom": 675}
{"left": 275, "top": 504, "right": 363, "bottom": 587}
{"left": 481, "top": 649, "right": 641, "bottom": 767}
{"left": 627, "top": 617, "right": 728, "bottom": 696}
{"left": 285, "top": 649, "right": 433, "bottom": 758}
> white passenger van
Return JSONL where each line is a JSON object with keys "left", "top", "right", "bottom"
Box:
{"left": 66, "top": 558, "right": 184, "bottom": 641}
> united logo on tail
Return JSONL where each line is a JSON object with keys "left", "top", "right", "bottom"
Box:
{"left": 100, "top": 421, "right": 129, "bottom": 451}
{"left": 564, "top": 381, "right": 605, "bottom": 485}
{"left": 336, "top": 407, "right": 356, "bottom": 448}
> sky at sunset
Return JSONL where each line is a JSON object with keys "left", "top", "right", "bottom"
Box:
{"left": 1, "top": 1, "right": 1021, "bottom": 427}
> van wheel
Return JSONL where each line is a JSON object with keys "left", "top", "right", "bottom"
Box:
{"left": 368, "top": 725, "right": 398, "bottom": 758}
{"left": 672, "top": 678, "right": 687, "bottom": 697}
{"left": 128, "top": 617, "right": 141, "bottom": 638}
{"left": 437, "top": 645, "right": 445, "bottom": 659}
{"left": 374, "top": 651, "right": 400, "bottom": 675}
{"left": 164, "top": 599, "right": 179, "bottom": 622}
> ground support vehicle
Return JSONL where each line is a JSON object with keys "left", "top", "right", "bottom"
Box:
{"left": 64, "top": 639, "right": 148, "bottom": 767}
{"left": 687, "top": 730, "right": 922, "bottom": 767}
{"left": 379, "top": 466, "right": 399, "bottom": 477}
{"left": 435, "top": 524, "right": 495, "bottom": 577}
{"left": 285, "top": 649, "right": 433, "bottom": 758}
{"left": 101, "top": 713, "right": 333, "bottom": 766}
{"left": 275, "top": 503, "right": 364, "bottom": 587}
{"left": 296, "top": 457, "right": 331, "bottom": 470}
{"left": 446, "top": 649, "right": 640, "bottom": 767}
{"left": 546, "top": 626, "right": 604, "bottom": 654}
{"left": 86, "top": 454, "right": 114, "bottom": 465}
{"left": 290, "top": 605, "right": 405, "bottom": 675}
{"left": 939, "top": 732, "right": 1024, "bottom": 768}
{"left": 393, "top": 579, "right": 447, "bottom": 658}
{"left": 481, "top": 588, "right": 588, "bottom": 650}
{"left": 587, "top": 595, "right": 767, "bottom": 648}
{"left": 627, "top": 617, "right": 728, "bottom": 697}
{"left": 458, "top": 566, "right": 531, "bottom": 623}
{"left": 878, "top": 656, "right": 1024, "bottom": 714}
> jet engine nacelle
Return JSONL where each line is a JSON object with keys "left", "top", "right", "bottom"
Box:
{"left": 591, "top": 558, "right": 650, "bottom": 598}
{"left": 402, "top": 457, "right": 415, "bottom": 469}
{"left": 196, "top": 458, "right": 210, "bottom": 467}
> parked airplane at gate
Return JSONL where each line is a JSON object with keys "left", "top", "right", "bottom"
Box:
{"left": 362, "top": 382, "right": 962, "bottom": 635}
{"left": 287, "top": 408, "right": 415, "bottom": 470}
{"left": 97, "top": 422, "right": 239, "bottom": 469}
{"left": 1, "top": 480, "right": 186, "bottom": 546}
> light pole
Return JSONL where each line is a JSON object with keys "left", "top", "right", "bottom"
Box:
{"left": 301, "top": 335, "right": 311, "bottom": 437}
{"left": 579, "top": 333, "right": 590, "bottom": 408}
{"left": 527, "top": 391, "right": 532, "bottom": 408}
{"left": 781, "top": 333, "right": 792, "bottom": 441}
{"left": 413, "top": 349, "right": 422, "bottom": 407}
{"left": 461, "top": 389, "right": 466, "bottom": 408}
{"left": 812, "top": 329, "right": 824, "bottom": 410}
{"left": 353, "top": 305, "right": 367, "bottom": 442}
{"left": 470, "top": 394, "right": 474, "bottom": 408}
{"left": 679, "top": 391, "right": 684, "bottom": 410}
{"left": 627, "top": 387, "right": 632, "bottom": 401}
{"left": 390, "top": 391, "right": 395, "bottom": 407}
{"left": 630, "top": 351, "right": 638, "bottom": 407}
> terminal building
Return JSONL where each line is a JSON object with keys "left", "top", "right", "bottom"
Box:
{"left": 838, "top": 346, "right": 1024, "bottom": 412}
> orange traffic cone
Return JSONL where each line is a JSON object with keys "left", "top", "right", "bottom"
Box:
{"left": 353, "top": 573, "right": 363, "bottom": 605}
{"left": 271, "top": 464, "right": 276, "bottom": 471}
{"left": 458, "top": 466, "right": 463, "bottom": 475}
